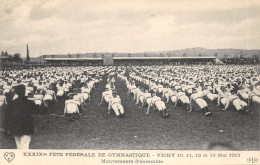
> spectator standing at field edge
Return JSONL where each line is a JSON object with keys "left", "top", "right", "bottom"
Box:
{"left": 7, "top": 84, "right": 37, "bottom": 149}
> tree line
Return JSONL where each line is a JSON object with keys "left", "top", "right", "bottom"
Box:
{"left": 1, "top": 51, "right": 23, "bottom": 63}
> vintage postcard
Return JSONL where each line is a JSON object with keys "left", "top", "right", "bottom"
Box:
{"left": 0, "top": 0, "right": 259, "bottom": 164}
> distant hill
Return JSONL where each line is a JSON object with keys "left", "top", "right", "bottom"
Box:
{"left": 29, "top": 47, "right": 260, "bottom": 62}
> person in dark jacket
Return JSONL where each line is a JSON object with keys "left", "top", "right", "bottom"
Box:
{"left": 7, "top": 84, "right": 37, "bottom": 149}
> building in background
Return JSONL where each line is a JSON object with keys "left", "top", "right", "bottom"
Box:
{"left": 43, "top": 54, "right": 216, "bottom": 66}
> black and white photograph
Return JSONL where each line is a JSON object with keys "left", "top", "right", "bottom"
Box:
{"left": 0, "top": 0, "right": 259, "bottom": 154}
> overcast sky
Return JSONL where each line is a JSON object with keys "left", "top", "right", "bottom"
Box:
{"left": 0, "top": 0, "right": 260, "bottom": 57}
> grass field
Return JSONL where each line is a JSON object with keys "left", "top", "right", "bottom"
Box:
{"left": 0, "top": 74, "right": 259, "bottom": 150}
